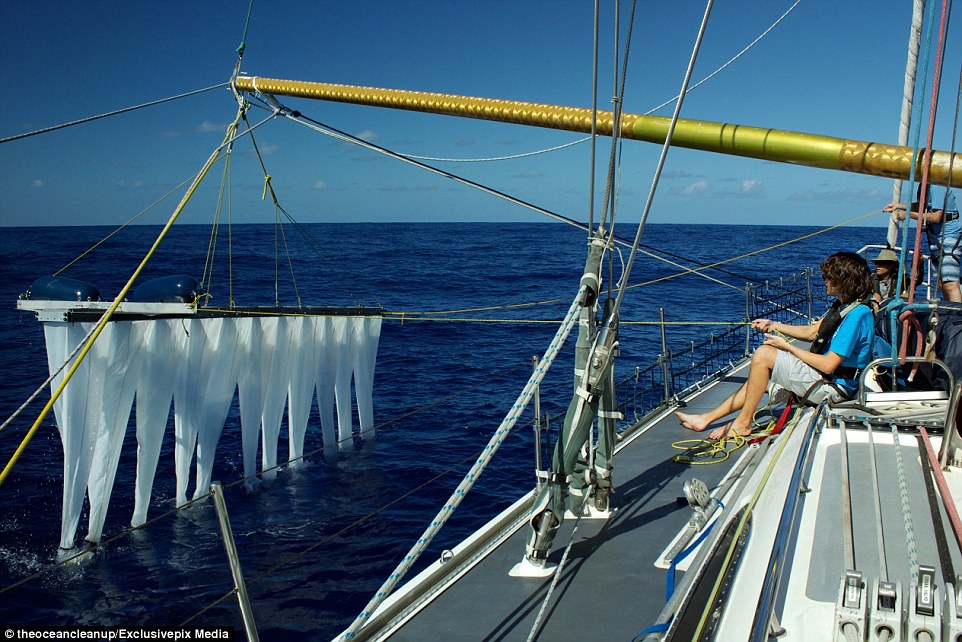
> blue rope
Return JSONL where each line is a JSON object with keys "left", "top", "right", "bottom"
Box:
{"left": 631, "top": 498, "right": 724, "bottom": 640}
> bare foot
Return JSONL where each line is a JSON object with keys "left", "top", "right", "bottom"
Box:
{"left": 675, "top": 411, "right": 710, "bottom": 432}
{"left": 708, "top": 421, "right": 753, "bottom": 440}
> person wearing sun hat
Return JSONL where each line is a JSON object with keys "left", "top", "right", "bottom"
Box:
{"left": 871, "top": 247, "right": 902, "bottom": 305}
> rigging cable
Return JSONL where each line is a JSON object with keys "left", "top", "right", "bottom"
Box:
{"left": 587, "top": 0, "right": 601, "bottom": 235}
{"left": 201, "top": 135, "right": 234, "bottom": 305}
{"left": 253, "top": 99, "right": 767, "bottom": 291}
{"left": 598, "top": 0, "right": 637, "bottom": 235}
{"left": 50, "top": 174, "right": 201, "bottom": 276}
{"left": 608, "top": 0, "right": 724, "bottom": 328}
{"left": 0, "top": 83, "right": 229, "bottom": 145}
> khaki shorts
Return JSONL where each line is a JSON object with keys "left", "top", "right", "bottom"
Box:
{"left": 770, "top": 350, "right": 841, "bottom": 404}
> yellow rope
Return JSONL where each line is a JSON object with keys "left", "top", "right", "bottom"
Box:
{"left": 51, "top": 176, "right": 200, "bottom": 277}
{"left": 688, "top": 403, "right": 811, "bottom": 640}
{"left": 670, "top": 397, "right": 802, "bottom": 465}
{"left": 197, "top": 307, "right": 383, "bottom": 318}
{"left": 0, "top": 117, "right": 242, "bottom": 487}
{"left": 671, "top": 435, "right": 750, "bottom": 465}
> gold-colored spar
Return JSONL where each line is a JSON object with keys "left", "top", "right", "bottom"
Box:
{"left": 234, "top": 75, "right": 961, "bottom": 187}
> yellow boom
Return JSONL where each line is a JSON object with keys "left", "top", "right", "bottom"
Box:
{"left": 234, "top": 75, "right": 960, "bottom": 187}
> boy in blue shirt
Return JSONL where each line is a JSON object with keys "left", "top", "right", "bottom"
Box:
{"left": 676, "top": 252, "right": 874, "bottom": 440}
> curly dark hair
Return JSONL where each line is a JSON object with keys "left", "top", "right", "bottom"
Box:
{"left": 820, "top": 252, "right": 872, "bottom": 303}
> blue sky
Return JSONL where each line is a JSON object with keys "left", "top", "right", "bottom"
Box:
{"left": 0, "top": 0, "right": 959, "bottom": 228}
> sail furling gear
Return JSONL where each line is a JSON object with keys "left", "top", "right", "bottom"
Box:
{"left": 511, "top": 236, "right": 618, "bottom": 577}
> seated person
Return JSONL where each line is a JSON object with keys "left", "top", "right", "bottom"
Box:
{"left": 871, "top": 247, "right": 902, "bottom": 305}
{"left": 675, "top": 252, "right": 875, "bottom": 439}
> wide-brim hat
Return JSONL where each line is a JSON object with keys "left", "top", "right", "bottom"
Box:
{"left": 873, "top": 248, "right": 899, "bottom": 264}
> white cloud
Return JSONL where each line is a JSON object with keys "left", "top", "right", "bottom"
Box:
{"left": 197, "top": 121, "right": 227, "bottom": 133}
{"left": 356, "top": 130, "right": 378, "bottom": 142}
{"left": 682, "top": 180, "right": 710, "bottom": 195}
{"left": 313, "top": 180, "right": 328, "bottom": 190}
{"left": 31, "top": 179, "right": 43, "bottom": 188}
{"left": 741, "top": 179, "right": 761, "bottom": 194}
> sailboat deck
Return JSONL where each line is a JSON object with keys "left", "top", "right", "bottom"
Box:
{"left": 378, "top": 366, "right": 756, "bottom": 641}
{"left": 368, "top": 364, "right": 962, "bottom": 641}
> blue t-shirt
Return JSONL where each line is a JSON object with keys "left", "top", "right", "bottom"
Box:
{"left": 827, "top": 304, "right": 875, "bottom": 393}
{"left": 921, "top": 185, "right": 961, "bottom": 238}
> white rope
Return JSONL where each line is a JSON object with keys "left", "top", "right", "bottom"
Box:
{"left": 390, "top": 0, "right": 802, "bottom": 164}
{"left": 891, "top": 424, "right": 920, "bottom": 584}
{"left": 400, "top": 137, "right": 590, "bottom": 162}
{"left": 338, "top": 289, "right": 586, "bottom": 640}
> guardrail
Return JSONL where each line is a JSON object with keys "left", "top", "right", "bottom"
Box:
{"left": 615, "top": 269, "right": 826, "bottom": 424}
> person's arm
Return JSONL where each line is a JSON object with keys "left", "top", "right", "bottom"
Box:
{"left": 886, "top": 201, "right": 945, "bottom": 223}
{"left": 753, "top": 318, "right": 820, "bottom": 341}
{"left": 763, "top": 334, "right": 844, "bottom": 373}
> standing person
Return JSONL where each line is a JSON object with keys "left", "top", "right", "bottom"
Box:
{"left": 675, "top": 252, "right": 874, "bottom": 440}
{"left": 885, "top": 183, "right": 961, "bottom": 302}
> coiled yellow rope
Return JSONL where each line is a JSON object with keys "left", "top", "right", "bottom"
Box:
{"left": 670, "top": 397, "right": 802, "bottom": 465}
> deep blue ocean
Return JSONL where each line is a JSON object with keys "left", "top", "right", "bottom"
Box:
{"left": 0, "top": 222, "right": 883, "bottom": 639}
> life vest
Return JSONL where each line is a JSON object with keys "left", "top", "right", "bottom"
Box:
{"left": 790, "top": 299, "right": 869, "bottom": 404}
{"left": 810, "top": 299, "right": 865, "bottom": 356}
